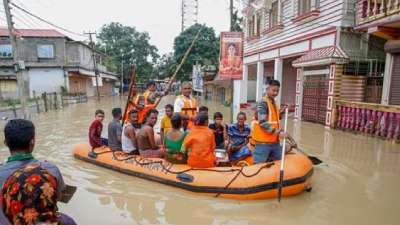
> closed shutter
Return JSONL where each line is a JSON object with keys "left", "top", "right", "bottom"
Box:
{"left": 389, "top": 54, "right": 400, "bottom": 105}
{"left": 302, "top": 74, "right": 328, "bottom": 124}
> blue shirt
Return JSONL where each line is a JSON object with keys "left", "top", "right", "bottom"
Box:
{"left": 228, "top": 123, "right": 251, "bottom": 146}
{"left": 0, "top": 159, "right": 66, "bottom": 225}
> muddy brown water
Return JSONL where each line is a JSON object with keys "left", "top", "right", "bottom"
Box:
{"left": 0, "top": 96, "right": 399, "bottom": 225}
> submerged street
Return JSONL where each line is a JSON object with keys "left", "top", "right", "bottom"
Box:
{"left": 1, "top": 97, "right": 398, "bottom": 225}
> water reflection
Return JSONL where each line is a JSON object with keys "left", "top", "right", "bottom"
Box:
{"left": 0, "top": 96, "right": 399, "bottom": 225}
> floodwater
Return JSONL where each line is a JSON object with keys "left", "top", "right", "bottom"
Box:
{"left": 0, "top": 96, "right": 399, "bottom": 225}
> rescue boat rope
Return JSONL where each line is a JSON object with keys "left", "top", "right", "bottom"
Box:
{"left": 92, "top": 149, "right": 275, "bottom": 179}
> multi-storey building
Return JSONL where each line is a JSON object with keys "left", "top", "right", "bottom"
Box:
{"left": 0, "top": 28, "right": 117, "bottom": 99}
{"left": 234, "top": 0, "right": 389, "bottom": 127}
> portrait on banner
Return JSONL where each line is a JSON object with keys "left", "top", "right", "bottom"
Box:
{"left": 219, "top": 32, "right": 243, "bottom": 80}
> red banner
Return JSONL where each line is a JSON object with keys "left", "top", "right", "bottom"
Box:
{"left": 219, "top": 32, "right": 243, "bottom": 80}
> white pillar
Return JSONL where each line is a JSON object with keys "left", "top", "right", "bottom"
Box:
{"left": 256, "top": 61, "right": 264, "bottom": 101}
{"left": 241, "top": 64, "right": 248, "bottom": 103}
{"left": 274, "top": 58, "right": 283, "bottom": 106}
{"left": 233, "top": 64, "right": 249, "bottom": 121}
{"left": 277, "top": 0, "right": 282, "bottom": 24}
{"left": 381, "top": 53, "right": 393, "bottom": 105}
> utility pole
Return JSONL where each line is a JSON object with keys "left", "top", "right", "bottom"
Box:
{"left": 230, "top": 0, "right": 234, "bottom": 31}
{"left": 85, "top": 31, "right": 101, "bottom": 101}
{"left": 3, "top": 0, "right": 29, "bottom": 119}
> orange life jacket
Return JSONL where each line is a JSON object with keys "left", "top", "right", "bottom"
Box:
{"left": 123, "top": 95, "right": 140, "bottom": 122}
{"left": 137, "top": 104, "right": 156, "bottom": 124}
{"left": 178, "top": 95, "right": 198, "bottom": 118}
{"left": 252, "top": 96, "right": 280, "bottom": 143}
{"left": 177, "top": 95, "right": 198, "bottom": 128}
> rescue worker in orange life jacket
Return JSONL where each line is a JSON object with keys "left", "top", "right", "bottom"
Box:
{"left": 174, "top": 82, "right": 198, "bottom": 128}
{"left": 252, "top": 79, "right": 289, "bottom": 164}
{"left": 135, "top": 81, "right": 166, "bottom": 124}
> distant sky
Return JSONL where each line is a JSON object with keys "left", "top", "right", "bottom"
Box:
{"left": 0, "top": 0, "right": 239, "bottom": 55}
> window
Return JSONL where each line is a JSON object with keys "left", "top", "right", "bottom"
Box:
{"left": 298, "top": 0, "right": 311, "bottom": 15}
{"left": 37, "top": 44, "right": 54, "bottom": 58}
{"left": 269, "top": 1, "right": 279, "bottom": 28}
{"left": 0, "top": 44, "right": 12, "bottom": 58}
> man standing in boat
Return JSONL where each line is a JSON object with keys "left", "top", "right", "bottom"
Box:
{"left": 252, "top": 79, "right": 288, "bottom": 164}
{"left": 174, "top": 82, "right": 198, "bottom": 128}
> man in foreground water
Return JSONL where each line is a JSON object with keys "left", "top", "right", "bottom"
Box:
{"left": 0, "top": 119, "right": 69, "bottom": 225}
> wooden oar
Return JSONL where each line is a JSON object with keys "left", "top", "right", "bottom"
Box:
{"left": 121, "top": 65, "right": 137, "bottom": 127}
{"left": 277, "top": 107, "right": 289, "bottom": 202}
{"left": 154, "top": 28, "right": 203, "bottom": 108}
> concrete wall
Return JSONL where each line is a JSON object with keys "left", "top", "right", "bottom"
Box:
{"left": 29, "top": 68, "right": 65, "bottom": 96}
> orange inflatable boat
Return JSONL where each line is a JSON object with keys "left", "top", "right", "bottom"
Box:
{"left": 73, "top": 143, "right": 313, "bottom": 200}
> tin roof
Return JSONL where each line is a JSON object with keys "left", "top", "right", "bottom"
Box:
{"left": 0, "top": 28, "right": 69, "bottom": 39}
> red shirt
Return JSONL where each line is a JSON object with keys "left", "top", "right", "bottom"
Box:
{"left": 89, "top": 120, "right": 103, "bottom": 148}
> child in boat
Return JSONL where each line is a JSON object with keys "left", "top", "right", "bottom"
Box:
{"left": 181, "top": 113, "right": 216, "bottom": 168}
{"left": 208, "top": 112, "right": 228, "bottom": 149}
{"left": 137, "top": 109, "right": 165, "bottom": 158}
{"left": 89, "top": 109, "right": 107, "bottom": 149}
{"left": 160, "top": 104, "right": 174, "bottom": 145}
{"left": 227, "top": 112, "right": 252, "bottom": 164}
{"left": 165, "top": 113, "right": 188, "bottom": 164}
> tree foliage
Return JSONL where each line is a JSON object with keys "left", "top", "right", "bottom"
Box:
{"left": 172, "top": 24, "right": 220, "bottom": 81}
{"left": 231, "top": 9, "right": 244, "bottom": 32}
{"left": 96, "top": 22, "right": 159, "bottom": 82}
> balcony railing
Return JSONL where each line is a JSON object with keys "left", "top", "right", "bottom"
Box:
{"left": 334, "top": 100, "right": 400, "bottom": 142}
{"left": 357, "top": 0, "right": 400, "bottom": 25}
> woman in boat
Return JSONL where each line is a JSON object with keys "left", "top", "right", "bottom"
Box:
{"left": 227, "top": 112, "right": 252, "bottom": 165}
{"left": 137, "top": 109, "right": 165, "bottom": 158}
{"left": 165, "top": 113, "right": 187, "bottom": 164}
{"left": 181, "top": 113, "right": 216, "bottom": 168}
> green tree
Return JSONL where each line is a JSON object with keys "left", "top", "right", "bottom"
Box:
{"left": 154, "top": 53, "right": 177, "bottom": 80}
{"left": 231, "top": 9, "right": 243, "bottom": 32}
{"left": 173, "top": 24, "right": 220, "bottom": 81}
{"left": 96, "top": 22, "right": 159, "bottom": 82}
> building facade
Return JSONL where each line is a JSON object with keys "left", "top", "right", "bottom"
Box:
{"left": 354, "top": 0, "right": 400, "bottom": 106}
{"left": 0, "top": 28, "right": 117, "bottom": 99}
{"left": 235, "top": 0, "right": 388, "bottom": 127}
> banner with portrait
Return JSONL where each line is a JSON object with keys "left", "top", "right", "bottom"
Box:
{"left": 218, "top": 32, "right": 243, "bottom": 80}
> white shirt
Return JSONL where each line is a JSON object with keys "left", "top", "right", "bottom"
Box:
{"left": 122, "top": 123, "right": 136, "bottom": 153}
{"left": 174, "top": 95, "right": 196, "bottom": 113}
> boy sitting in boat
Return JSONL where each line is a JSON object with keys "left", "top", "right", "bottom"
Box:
{"left": 137, "top": 109, "right": 165, "bottom": 158}
{"left": 165, "top": 113, "right": 187, "bottom": 164}
{"left": 122, "top": 109, "right": 140, "bottom": 155}
{"left": 209, "top": 112, "right": 228, "bottom": 149}
{"left": 108, "top": 108, "right": 123, "bottom": 151}
{"left": 227, "top": 112, "right": 252, "bottom": 165}
{"left": 89, "top": 109, "right": 107, "bottom": 149}
{"left": 0, "top": 119, "right": 74, "bottom": 225}
{"left": 181, "top": 113, "right": 216, "bottom": 168}
{"left": 160, "top": 104, "right": 174, "bottom": 145}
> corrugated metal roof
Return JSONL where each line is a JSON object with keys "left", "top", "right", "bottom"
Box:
{"left": 0, "top": 27, "right": 67, "bottom": 38}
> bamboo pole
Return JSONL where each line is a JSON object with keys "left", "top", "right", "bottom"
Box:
{"left": 121, "top": 65, "right": 137, "bottom": 127}
{"left": 154, "top": 28, "right": 203, "bottom": 108}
